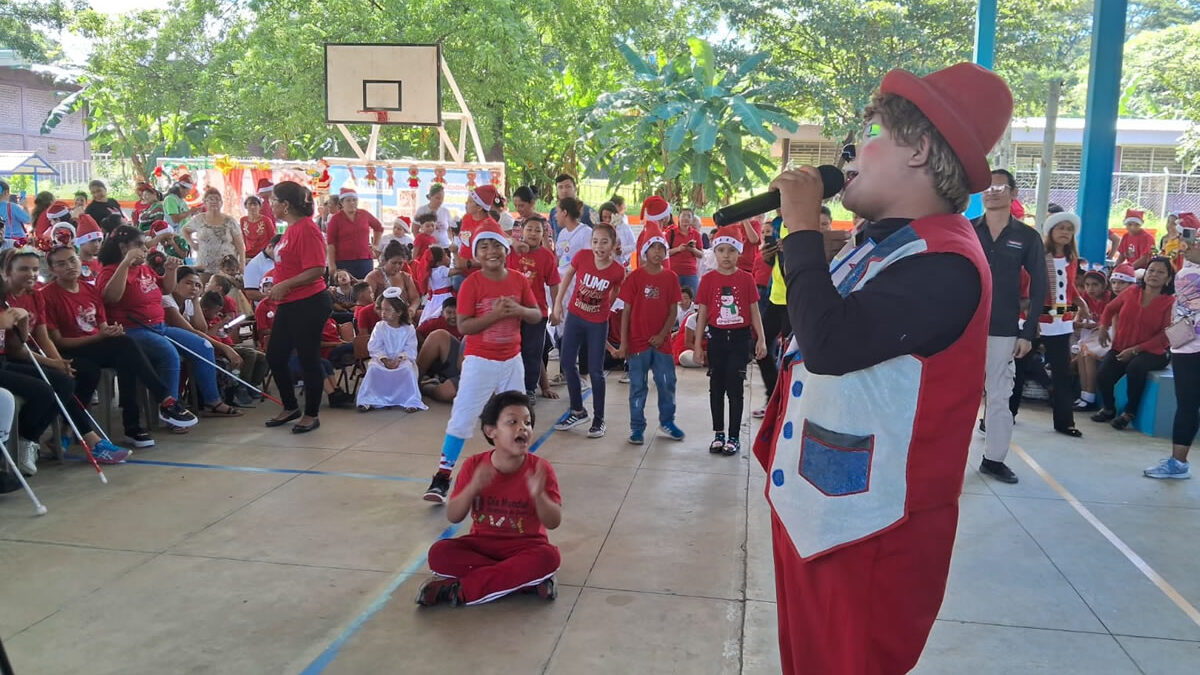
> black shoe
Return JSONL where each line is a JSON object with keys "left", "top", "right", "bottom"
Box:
{"left": 233, "top": 387, "right": 256, "bottom": 407}
{"left": 1091, "top": 409, "right": 1116, "bottom": 423}
{"left": 265, "top": 410, "right": 302, "bottom": 428}
{"left": 292, "top": 418, "right": 320, "bottom": 434}
{"left": 1055, "top": 427, "right": 1083, "bottom": 438}
{"left": 124, "top": 429, "right": 156, "bottom": 449}
{"left": 1111, "top": 414, "right": 1133, "bottom": 430}
{"left": 328, "top": 389, "right": 354, "bottom": 409}
{"left": 159, "top": 400, "right": 199, "bottom": 428}
{"left": 424, "top": 472, "right": 451, "bottom": 504}
{"left": 980, "top": 458, "right": 1019, "bottom": 484}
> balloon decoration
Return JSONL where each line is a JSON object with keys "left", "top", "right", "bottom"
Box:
{"left": 408, "top": 166, "right": 420, "bottom": 188}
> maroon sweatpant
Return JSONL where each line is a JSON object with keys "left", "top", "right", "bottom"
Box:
{"left": 428, "top": 535, "right": 561, "bottom": 605}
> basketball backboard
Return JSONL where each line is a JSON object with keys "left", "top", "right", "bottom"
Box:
{"left": 324, "top": 44, "right": 442, "bottom": 126}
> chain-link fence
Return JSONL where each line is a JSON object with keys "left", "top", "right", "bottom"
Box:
{"left": 1014, "top": 170, "right": 1200, "bottom": 220}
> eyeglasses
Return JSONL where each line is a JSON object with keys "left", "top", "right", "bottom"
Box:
{"left": 983, "top": 185, "right": 1010, "bottom": 194}
{"left": 840, "top": 144, "right": 856, "bottom": 162}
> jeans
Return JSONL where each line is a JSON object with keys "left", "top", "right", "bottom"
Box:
{"left": 677, "top": 274, "right": 699, "bottom": 295}
{"left": 1098, "top": 349, "right": 1170, "bottom": 417}
{"left": 267, "top": 291, "right": 333, "bottom": 417}
{"left": 337, "top": 259, "right": 373, "bottom": 280}
{"left": 521, "top": 318, "right": 548, "bottom": 395}
{"left": 1172, "top": 351, "right": 1200, "bottom": 446}
{"left": 561, "top": 313, "right": 608, "bottom": 421}
{"left": 627, "top": 348, "right": 676, "bottom": 432}
{"left": 127, "top": 324, "right": 221, "bottom": 406}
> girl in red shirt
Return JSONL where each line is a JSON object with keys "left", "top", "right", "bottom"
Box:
{"left": 42, "top": 244, "right": 197, "bottom": 448}
{"left": 1095, "top": 257, "right": 1175, "bottom": 430}
{"left": 506, "top": 215, "right": 562, "bottom": 399}
{"left": 694, "top": 226, "right": 767, "bottom": 456}
{"left": 264, "top": 182, "right": 332, "bottom": 433}
{"left": 551, "top": 223, "right": 626, "bottom": 438}
{"left": 241, "top": 195, "right": 276, "bottom": 259}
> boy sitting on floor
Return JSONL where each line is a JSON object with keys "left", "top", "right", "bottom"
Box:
{"left": 417, "top": 390, "right": 562, "bottom": 607}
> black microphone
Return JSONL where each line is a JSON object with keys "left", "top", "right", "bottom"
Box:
{"left": 712, "top": 165, "right": 845, "bottom": 227}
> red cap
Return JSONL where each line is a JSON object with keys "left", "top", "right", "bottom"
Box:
{"left": 1124, "top": 209, "right": 1145, "bottom": 226}
{"left": 879, "top": 63, "right": 1013, "bottom": 193}
{"left": 75, "top": 214, "right": 102, "bottom": 244}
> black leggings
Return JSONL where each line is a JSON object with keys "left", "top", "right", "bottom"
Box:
{"left": 756, "top": 300, "right": 789, "bottom": 397}
{"left": 0, "top": 360, "right": 58, "bottom": 442}
{"left": 1171, "top": 351, "right": 1200, "bottom": 446}
{"left": 0, "top": 357, "right": 92, "bottom": 439}
{"left": 1098, "top": 349, "right": 1170, "bottom": 416}
{"left": 708, "top": 326, "right": 751, "bottom": 438}
{"left": 521, "top": 318, "right": 548, "bottom": 395}
{"left": 64, "top": 335, "right": 168, "bottom": 432}
{"left": 1010, "top": 334, "right": 1075, "bottom": 430}
{"left": 267, "top": 291, "right": 332, "bottom": 417}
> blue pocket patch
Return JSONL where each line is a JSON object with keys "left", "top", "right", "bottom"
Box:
{"left": 798, "top": 420, "right": 874, "bottom": 496}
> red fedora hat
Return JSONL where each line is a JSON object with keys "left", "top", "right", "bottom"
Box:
{"left": 880, "top": 63, "right": 1013, "bottom": 193}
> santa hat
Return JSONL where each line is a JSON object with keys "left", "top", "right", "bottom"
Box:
{"left": 46, "top": 201, "right": 71, "bottom": 221}
{"left": 49, "top": 221, "right": 76, "bottom": 247}
{"left": 260, "top": 269, "right": 275, "bottom": 286}
{"left": 640, "top": 196, "right": 671, "bottom": 223}
{"left": 1123, "top": 209, "right": 1145, "bottom": 226}
{"left": 1178, "top": 212, "right": 1200, "bottom": 232}
{"left": 150, "top": 220, "right": 173, "bottom": 236}
{"left": 339, "top": 186, "right": 358, "bottom": 200}
{"left": 1042, "top": 211, "right": 1080, "bottom": 235}
{"left": 135, "top": 181, "right": 155, "bottom": 195}
{"left": 174, "top": 174, "right": 194, "bottom": 190}
{"left": 1111, "top": 263, "right": 1137, "bottom": 283}
{"left": 393, "top": 215, "right": 411, "bottom": 231}
{"left": 711, "top": 225, "right": 744, "bottom": 253}
{"left": 640, "top": 220, "right": 669, "bottom": 258}
{"left": 470, "top": 184, "right": 500, "bottom": 210}
{"left": 75, "top": 214, "right": 102, "bottom": 245}
{"left": 256, "top": 178, "right": 274, "bottom": 196}
{"left": 879, "top": 63, "right": 1012, "bottom": 193}
{"left": 471, "top": 217, "right": 510, "bottom": 253}
{"left": 1010, "top": 199, "right": 1025, "bottom": 220}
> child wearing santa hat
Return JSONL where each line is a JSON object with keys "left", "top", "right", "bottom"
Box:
{"left": 694, "top": 226, "right": 766, "bottom": 456}
{"left": 617, "top": 222, "right": 685, "bottom": 445}
{"left": 422, "top": 218, "right": 543, "bottom": 504}
{"left": 450, "top": 185, "right": 503, "bottom": 291}
{"left": 1116, "top": 208, "right": 1156, "bottom": 269}
{"left": 75, "top": 215, "right": 104, "bottom": 282}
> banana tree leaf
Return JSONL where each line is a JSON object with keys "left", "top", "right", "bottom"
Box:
{"left": 687, "top": 37, "right": 716, "bottom": 87}
{"left": 618, "top": 43, "right": 657, "bottom": 80}
{"left": 735, "top": 51, "right": 770, "bottom": 78}
{"left": 39, "top": 88, "right": 86, "bottom": 135}
{"left": 730, "top": 97, "right": 775, "bottom": 142}
{"left": 666, "top": 114, "right": 690, "bottom": 153}
{"left": 690, "top": 155, "right": 710, "bottom": 184}
{"left": 692, "top": 114, "right": 718, "bottom": 153}
{"left": 722, "top": 130, "right": 747, "bottom": 185}
{"left": 665, "top": 153, "right": 687, "bottom": 180}
{"left": 749, "top": 104, "right": 799, "bottom": 133}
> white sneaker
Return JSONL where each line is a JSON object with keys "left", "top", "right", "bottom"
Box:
{"left": 618, "top": 374, "right": 630, "bottom": 384}
{"left": 17, "top": 439, "right": 38, "bottom": 476}
{"left": 1144, "top": 457, "right": 1191, "bottom": 479}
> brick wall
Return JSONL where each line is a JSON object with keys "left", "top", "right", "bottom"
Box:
{"left": 0, "top": 68, "right": 89, "bottom": 161}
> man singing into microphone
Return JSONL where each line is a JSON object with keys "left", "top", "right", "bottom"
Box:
{"left": 753, "top": 63, "right": 1011, "bottom": 673}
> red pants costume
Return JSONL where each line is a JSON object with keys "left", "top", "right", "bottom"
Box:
{"left": 428, "top": 535, "right": 560, "bottom": 605}
{"left": 772, "top": 503, "right": 958, "bottom": 674}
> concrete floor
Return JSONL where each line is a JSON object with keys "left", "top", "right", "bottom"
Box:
{"left": 2, "top": 368, "right": 1200, "bottom": 674}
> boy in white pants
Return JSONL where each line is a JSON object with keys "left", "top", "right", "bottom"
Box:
{"left": 423, "top": 218, "right": 542, "bottom": 503}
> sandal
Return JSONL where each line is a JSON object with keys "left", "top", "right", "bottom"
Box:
{"left": 1055, "top": 427, "right": 1083, "bottom": 438}
{"left": 357, "top": 404, "right": 372, "bottom": 413}
{"left": 1111, "top": 414, "right": 1134, "bottom": 430}
{"left": 200, "top": 402, "right": 243, "bottom": 418}
{"left": 709, "top": 433, "right": 727, "bottom": 454}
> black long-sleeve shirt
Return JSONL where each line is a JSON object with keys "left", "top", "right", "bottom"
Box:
{"left": 971, "top": 215, "right": 1047, "bottom": 340}
{"left": 783, "top": 218, "right": 982, "bottom": 376}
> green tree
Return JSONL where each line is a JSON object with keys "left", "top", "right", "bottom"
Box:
{"left": 0, "top": 0, "right": 82, "bottom": 62}
{"left": 582, "top": 38, "right": 798, "bottom": 206}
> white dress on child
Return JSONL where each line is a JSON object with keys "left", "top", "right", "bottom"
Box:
{"left": 355, "top": 322, "right": 428, "bottom": 409}
{"left": 418, "top": 266, "right": 453, "bottom": 326}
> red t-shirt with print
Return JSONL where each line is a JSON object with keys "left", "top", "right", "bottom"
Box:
{"left": 697, "top": 268, "right": 758, "bottom": 330}
{"left": 451, "top": 451, "right": 561, "bottom": 539}
{"left": 457, "top": 269, "right": 538, "bottom": 361}
{"left": 568, "top": 250, "right": 624, "bottom": 323}
{"left": 254, "top": 297, "right": 277, "bottom": 350}
{"left": 6, "top": 290, "right": 46, "bottom": 334}
{"left": 507, "top": 246, "right": 561, "bottom": 317}
{"left": 618, "top": 267, "right": 682, "bottom": 354}
{"left": 241, "top": 216, "right": 275, "bottom": 259}
{"left": 1119, "top": 229, "right": 1155, "bottom": 265}
{"left": 665, "top": 225, "right": 704, "bottom": 276}
{"left": 39, "top": 282, "right": 107, "bottom": 339}
{"left": 80, "top": 258, "right": 102, "bottom": 285}
{"left": 274, "top": 217, "right": 328, "bottom": 303}
{"left": 325, "top": 209, "right": 382, "bottom": 262}
{"left": 98, "top": 263, "right": 164, "bottom": 327}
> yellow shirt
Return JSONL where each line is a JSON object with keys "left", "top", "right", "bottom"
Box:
{"left": 769, "top": 221, "right": 790, "bottom": 305}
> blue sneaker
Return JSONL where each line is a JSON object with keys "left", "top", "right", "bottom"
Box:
{"left": 628, "top": 429, "right": 644, "bottom": 445}
{"left": 1144, "top": 457, "right": 1190, "bottom": 479}
{"left": 92, "top": 439, "right": 131, "bottom": 465}
{"left": 659, "top": 422, "right": 685, "bottom": 441}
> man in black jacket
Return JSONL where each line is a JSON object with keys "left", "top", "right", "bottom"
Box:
{"left": 973, "top": 169, "right": 1047, "bottom": 483}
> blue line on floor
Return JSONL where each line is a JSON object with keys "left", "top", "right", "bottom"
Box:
{"left": 298, "top": 391, "right": 582, "bottom": 673}
{"left": 67, "top": 456, "right": 428, "bottom": 483}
